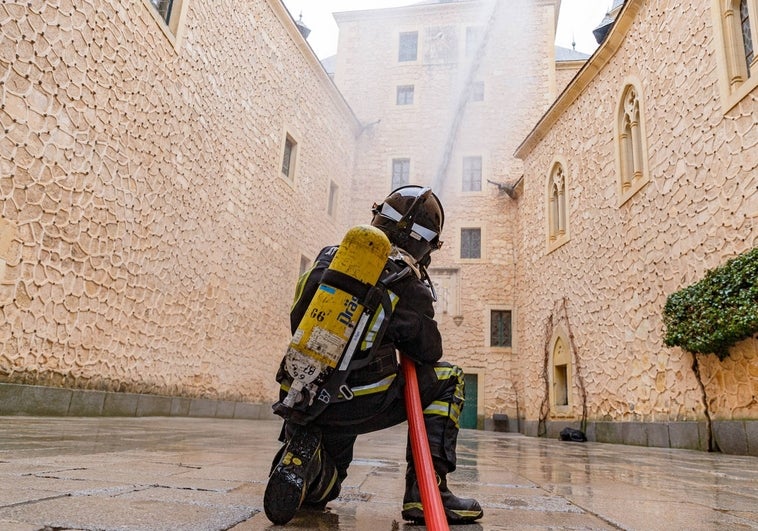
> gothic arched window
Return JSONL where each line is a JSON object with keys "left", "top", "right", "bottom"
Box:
{"left": 546, "top": 161, "right": 569, "bottom": 252}
{"left": 615, "top": 83, "right": 649, "bottom": 205}
{"left": 740, "top": 0, "right": 755, "bottom": 72}
{"left": 712, "top": 0, "right": 758, "bottom": 108}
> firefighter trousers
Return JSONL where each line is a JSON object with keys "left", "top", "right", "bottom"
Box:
{"left": 281, "top": 361, "right": 465, "bottom": 482}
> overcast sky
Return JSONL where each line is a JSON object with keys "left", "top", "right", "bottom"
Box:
{"left": 281, "top": 0, "right": 613, "bottom": 59}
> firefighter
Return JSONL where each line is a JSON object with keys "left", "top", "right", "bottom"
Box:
{"left": 264, "top": 185, "right": 483, "bottom": 525}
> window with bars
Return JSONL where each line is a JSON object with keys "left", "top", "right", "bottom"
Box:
{"left": 460, "top": 228, "right": 481, "bottom": 259}
{"left": 462, "top": 156, "right": 482, "bottom": 192}
{"left": 396, "top": 85, "right": 415, "bottom": 105}
{"left": 399, "top": 31, "right": 418, "bottom": 62}
{"left": 490, "top": 310, "right": 512, "bottom": 347}
{"left": 392, "top": 158, "right": 410, "bottom": 189}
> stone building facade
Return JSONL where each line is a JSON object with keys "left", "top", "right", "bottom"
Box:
{"left": 513, "top": 0, "right": 757, "bottom": 454}
{"left": 1, "top": 0, "right": 755, "bottom": 454}
{"left": 333, "top": 0, "right": 562, "bottom": 430}
{"left": 0, "top": 0, "right": 357, "bottom": 411}
{"left": 332, "top": 0, "right": 756, "bottom": 453}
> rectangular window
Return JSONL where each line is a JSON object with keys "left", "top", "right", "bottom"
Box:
{"left": 462, "top": 156, "right": 482, "bottom": 192}
{"left": 471, "top": 81, "right": 484, "bottom": 102}
{"left": 399, "top": 31, "right": 418, "bottom": 62}
{"left": 396, "top": 85, "right": 415, "bottom": 105}
{"left": 490, "top": 310, "right": 512, "bottom": 347}
{"left": 392, "top": 158, "right": 410, "bottom": 189}
{"left": 460, "top": 228, "right": 481, "bottom": 259}
{"left": 282, "top": 134, "right": 297, "bottom": 179}
{"left": 328, "top": 181, "right": 338, "bottom": 216}
{"left": 466, "top": 26, "right": 483, "bottom": 56}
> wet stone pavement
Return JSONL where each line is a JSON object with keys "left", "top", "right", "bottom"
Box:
{"left": 0, "top": 416, "right": 756, "bottom": 530}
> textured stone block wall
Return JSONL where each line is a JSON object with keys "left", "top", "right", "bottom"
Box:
{"left": 555, "top": 63, "right": 582, "bottom": 95}
{"left": 515, "top": 0, "right": 757, "bottom": 424}
{"left": 0, "top": 0, "right": 358, "bottom": 402}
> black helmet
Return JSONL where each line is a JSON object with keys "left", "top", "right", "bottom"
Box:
{"left": 371, "top": 185, "right": 444, "bottom": 264}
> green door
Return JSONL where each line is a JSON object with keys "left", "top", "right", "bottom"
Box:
{"left": 459, "top": 373, "right": 478, "bottom": 429}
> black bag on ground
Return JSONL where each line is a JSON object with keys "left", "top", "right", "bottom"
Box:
{"left": 559, "top": 427, "right": 587, "bottom": 442}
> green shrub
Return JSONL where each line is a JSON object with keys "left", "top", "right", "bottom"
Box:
{"left": 663, "top": 246, "right": 758, "bottom": 360}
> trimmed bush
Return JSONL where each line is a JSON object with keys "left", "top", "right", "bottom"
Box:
{"left": 663, "top": 247, "right": 758, "bottom": 360}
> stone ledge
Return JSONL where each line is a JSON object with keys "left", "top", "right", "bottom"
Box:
{"left": 499, "top": 418, "right": 757, "bottom": 456}
{"left": 0, "top": 382, "right": 278, "bottom": 421}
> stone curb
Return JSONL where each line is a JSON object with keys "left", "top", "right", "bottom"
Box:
{"left": 0, "top": 382, "right": 277, "bottom": 421}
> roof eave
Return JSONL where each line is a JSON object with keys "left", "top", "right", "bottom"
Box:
{"left": 515, "top": 0, "right": 643, "bottom": 159}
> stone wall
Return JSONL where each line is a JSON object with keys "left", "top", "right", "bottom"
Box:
{"left": 0, "top": 0, "right": 359, "bottom": 402}
{"left": 555, "top": 61, "right": 583, "bottom": 94}
{"left": 514, "top": 0, "right": 757, "bottom": 435}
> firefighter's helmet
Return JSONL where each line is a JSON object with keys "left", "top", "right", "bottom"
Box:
{"left": 371, "top": 185, "right": 444, "bottom": 264}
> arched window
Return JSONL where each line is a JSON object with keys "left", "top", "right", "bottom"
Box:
{"left": 712, "top": 0, "right": 758, "bottom": 108}
{"left": 546, "top": 161, "right": 569, "bottom": 252}
{"left": 741, "top": 0, "right": 755, "bottom": 72}
{"left": 615, "top": 83, "right": 649, "bottom": 205}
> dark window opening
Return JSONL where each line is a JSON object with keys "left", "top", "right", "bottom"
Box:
{"left": 282, "top": 135, "right": 296, "bottom": 178}
{"left": 328, "top": 181, "right": 338, "bottom": 216}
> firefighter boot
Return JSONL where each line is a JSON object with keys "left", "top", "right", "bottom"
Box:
{"left": 301, "top": 445, "right": 341, "bottom": 510}
{"left": 401, "top": 461, "right": 483, "bottom": 524}
{"left": 264, "top": 426, "right": 324, "bottom": 525}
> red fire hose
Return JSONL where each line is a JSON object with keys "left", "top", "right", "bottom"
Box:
{"left": 401, "top": 356, "right": 450, "bottom": 531}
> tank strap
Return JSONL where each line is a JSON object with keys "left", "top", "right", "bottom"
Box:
{"left": 319, "top": 269, "right": 384, "bottom": 311}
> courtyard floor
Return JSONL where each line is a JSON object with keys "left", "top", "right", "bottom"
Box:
{"left": 0, "top": 416, "right": 756, "bottom": 530}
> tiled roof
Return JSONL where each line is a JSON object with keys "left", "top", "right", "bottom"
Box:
{"left": 555, "top": 45, "right": 590, "bottom": 61}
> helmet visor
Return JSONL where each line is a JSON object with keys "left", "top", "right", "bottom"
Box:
{"left": 378, "top": 202, "right": 438, "bottom": 243}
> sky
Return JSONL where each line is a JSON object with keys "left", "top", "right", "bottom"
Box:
{"left": 281, "top": 0, "right": 613, "bottom": 59}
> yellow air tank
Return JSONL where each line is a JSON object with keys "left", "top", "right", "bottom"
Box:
{"left": 276, "top": 225, "right": 392, "bottom": 421}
